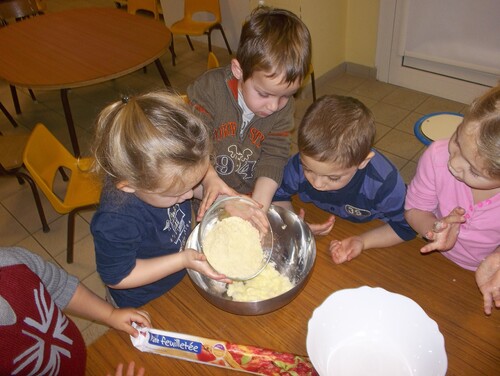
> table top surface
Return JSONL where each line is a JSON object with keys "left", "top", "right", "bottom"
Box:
{"left": 86, "top": 199, "right": 500, "bottom": 376}
{"left": 0, "top": 7, "right": 171, "bottom": 89}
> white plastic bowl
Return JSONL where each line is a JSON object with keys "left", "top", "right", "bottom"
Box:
{"left": 307, "top": 286, "right": 447, "bottom": 376}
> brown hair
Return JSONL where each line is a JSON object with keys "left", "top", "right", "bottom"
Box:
{"left": 92, "top": 90, "right": 211, "bottom": 191}
{"left": 460, "top": 84, "right": 500, "bottom": 178}
{"left": 298, "top": 95, "right": 375, "bottom": 168}
{"left": 236, "top": 6, "right": 311, "bottom": 84}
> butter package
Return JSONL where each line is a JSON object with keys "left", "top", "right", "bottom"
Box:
{"left": 130, "top": 324, "right": 318, "bottom": 375}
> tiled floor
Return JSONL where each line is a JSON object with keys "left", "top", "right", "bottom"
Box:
{"left": 0, "top": 0, "right": 468, "bottom": 345}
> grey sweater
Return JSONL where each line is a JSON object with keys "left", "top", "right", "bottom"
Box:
{"left": 187, "top": 65, "right": 294, "bottom": 194}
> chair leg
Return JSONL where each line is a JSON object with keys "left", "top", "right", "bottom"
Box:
{"left": 169, "top": 36, "right": 176, "bottom": 66}
{"left": 207, "top": 31, "right": 213, "bottom": 52}
{"left": 58, "top": 166, "right": 69, "bottom": 181}
{"left": 216, "top": 24, "right": 232, "bottom": 55}
{"left": 28, "top": 89, "right": 37, "bottom": 102}
{"left": 310, "top": 70, "right": 317, "bottom": 102}
{"left": 67, "top": 210, "right": 77, "bottom": 264}
{"left": 0, "top": 101, "right": 18, "bottom": 127}
{"left": 16, "top": 172, "right": 50, "bottom": 233}
{"left": 186, "top": 35, "right": 194, "bottom": 51}
{"left": 9, "top": 85, "right": 21, "bottom": 114}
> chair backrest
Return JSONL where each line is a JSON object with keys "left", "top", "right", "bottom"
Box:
{"left": 184, "top": 0, "right": 221, "bottom": 23}
{"left": 207, "top": 51, "right": 220, "bottom": 70}
{"left": 23, "top": 123, "right": 100, "bottom": 213}
{"left": 127, "top": 0, "right": 161, "bottom": 20}
{"left": 0, "top": 0, "right": 40, "bottom": 25}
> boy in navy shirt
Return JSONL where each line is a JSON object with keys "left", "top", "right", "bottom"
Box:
{"left": 273, "top": 95, "right": 415, "bottom": 264}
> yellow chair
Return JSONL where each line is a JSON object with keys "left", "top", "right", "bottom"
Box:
{"left": 170, "top": 0, "right": 232, "bottom": 66}
{"left": 126, "top": 0, "right": 163, "bottom": 21}
{"left": 23, "top": 124, "right": 102, "bottom": 264}
{"left": 0, "top": 131, "right": 49, "bottom": 232}
{"left": 207, "top": 51, "right": 220, "bottom": 70}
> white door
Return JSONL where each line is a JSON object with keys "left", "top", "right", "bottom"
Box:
{"left": 376, "top": 0, "right": 500, "bottom": 104}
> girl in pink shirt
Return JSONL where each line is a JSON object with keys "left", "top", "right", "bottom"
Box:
{"left": 405, "top": 85, "right": 500, "bottom": 315}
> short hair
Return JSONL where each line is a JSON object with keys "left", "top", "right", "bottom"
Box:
{"left": 298, "top": 95, "right": 376, "bottom": 168}
{"left": 236, "top": 6, "right": 312, "bottom": 84}
{"left": 92, "top": 90, "right": 211, "bottom": 191}
{"left": 461, "top": 84, "right": 500, "bottom": 178}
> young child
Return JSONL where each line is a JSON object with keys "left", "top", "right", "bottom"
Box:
{"left": 0, "top": 246, "right": 151, "bottom": 375}
{"left": 273, "top": 95, "right": 416, "bottom": 264}
{"left": 404, "top": 85, "right": 500, "bottom": 315}
{"left": 90, "top": 90, "right": 230, "bottom": 309}
{"left": 188, "top": 6, "right": 312, "bottom": 213}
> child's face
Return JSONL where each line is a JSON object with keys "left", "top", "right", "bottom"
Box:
{"left": 120, "top": 161, "right": 209, "bottom": 208}
{"left": 448, "top": 124, "right": 500, "bottom": 190}
{"left": 300, "top": 154, "right": 366, "bottom": 191}
{"left": 231, "top": 60, "right": 301, "bottom": 118}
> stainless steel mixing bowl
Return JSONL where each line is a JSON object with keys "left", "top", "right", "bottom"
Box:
{"left": 187, "top": 204, "right": 316, "bottom": 315}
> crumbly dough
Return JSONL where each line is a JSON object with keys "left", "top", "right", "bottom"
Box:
{"left": 227, "top": 262, "right": 293, "bottom": 302}
{"left": 203, "top": 216, "right": 264, "bottom": 279}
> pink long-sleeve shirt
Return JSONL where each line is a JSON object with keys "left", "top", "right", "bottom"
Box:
{"left": 405, "top": 139, "right": 500, "bottom": 271}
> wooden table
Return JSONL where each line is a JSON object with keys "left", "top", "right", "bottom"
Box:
{"left": 86, "top": 198, "right": 500, "bottom": 375}
{"left": 0, "top": 7, "right": 172, "bottom": 156}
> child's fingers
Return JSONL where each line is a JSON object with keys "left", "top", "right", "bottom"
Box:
{"left": 420, "top": 242, "right": 436, "bottom": 254}
{"left": 483, "top": 294, "right": 493, "bottom": 315}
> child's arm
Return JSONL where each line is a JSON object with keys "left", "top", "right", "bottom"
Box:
{"left": 252, "top": 176, "right": 279, "bottom": 212}
{"left": 330, "top": 223, "right": 403, "bottom": 264}
{"left": 475, "top": 248, "right": 500, "bottom": 315}
{"left": 109, "top": 249, "right": 231, "bottom": 290}
{"left": 66, "top": 282, "right": 152, "bottom": 337}
{"left": 405, "top": 206, "right": 466, "bottom": 253}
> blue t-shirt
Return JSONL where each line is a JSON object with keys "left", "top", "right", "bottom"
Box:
{"left": 273, "top": 152, "right": 415, "bottom": 241}
{"left": 91, "top": 188, "right": 191, "bottom": 308}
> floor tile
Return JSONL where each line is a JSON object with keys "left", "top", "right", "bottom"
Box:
{"left": 0, "top": 204, "right": 30, "bottom": 245}
{"left": 370, "top": 102, "right": 410, "bottom": 127}
{"left": 375, "top": 129, "right": 424, "bottom": 160}
{"left": 351, "top": 79, "right": 398, "bottom": 101}
{"left": 382, "top": 87, "right": 429, "bottom": 111}
{"left": 415, "top": 96, "right": 466, "bottom": 115}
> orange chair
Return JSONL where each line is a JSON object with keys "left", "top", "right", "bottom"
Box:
{"left": 23, "top": 124, "right": 102, "bottom": 264}
{"left": 170, "top": 0, "right": 232, "bottom": 66}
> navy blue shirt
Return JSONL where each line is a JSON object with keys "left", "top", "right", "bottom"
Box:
{"left": 91, "top": 188, "right": 191, "bottom": 308}
{"left": 273, "top": 152, "right": 415, "bottom": 241}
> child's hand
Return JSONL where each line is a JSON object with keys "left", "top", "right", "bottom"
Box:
{"left": 107, "top": 361, "right": 145, "bottom": 376}
{"left": 223, "top": 198, "right": 269, "bottom": 234}
{"left": 197, "top": 167, "right": 239, "bottom": 221}
{"left": 329, "top": 236, "right": 364, "bottom": 264}
{"left": 107, "top": 309, "right": 152, "bottom": 338}
{"left": 299, "top": 208, "right": 335, "bottom": 236}
{"left": 182, "top": 248, "right": 232, "bottom": 284}
{"left": 475, "top": 250, "right": 500, "bottom": 315}
{"left": 421, "top": 207, "right": 466, "bottom": 254}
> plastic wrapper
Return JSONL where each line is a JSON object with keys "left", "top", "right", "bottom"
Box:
{"left": 130, "top": 324, "right": 318, "bottom": 376}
